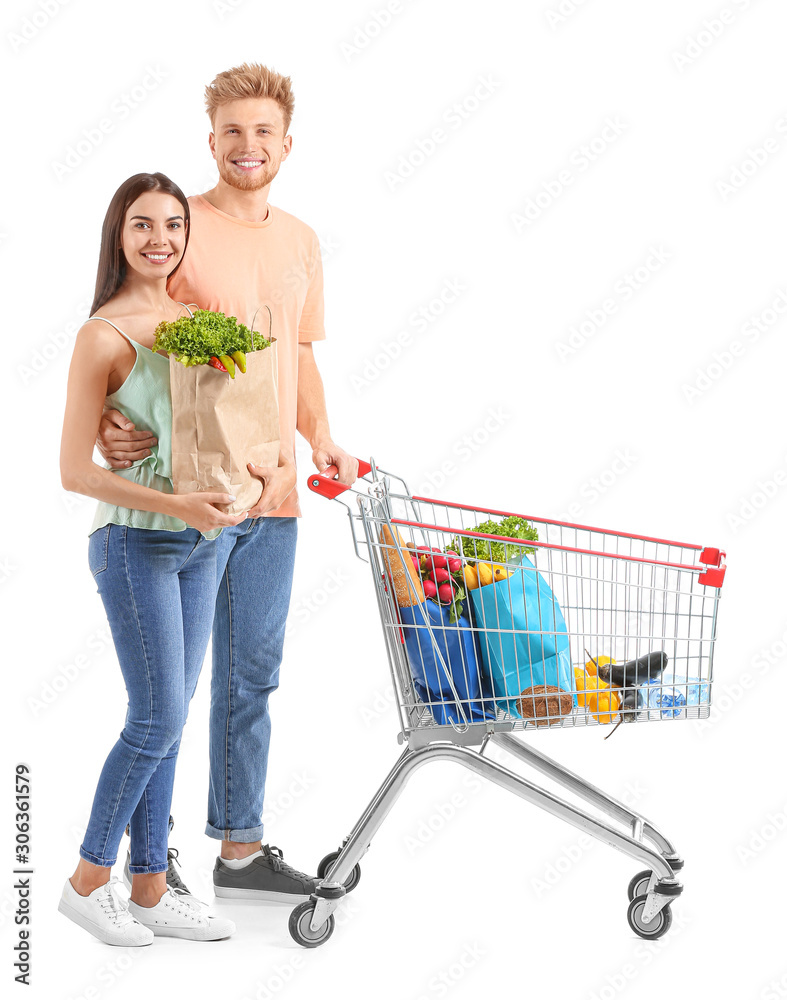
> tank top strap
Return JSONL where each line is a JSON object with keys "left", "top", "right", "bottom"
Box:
{"left": 88, "top": 303, "right": 193, "bottom": 346}
{"left": 88, "top": 315, "right": 137, "bottom": 347}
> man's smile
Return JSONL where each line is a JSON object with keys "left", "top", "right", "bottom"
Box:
{"left": 232, "top": 157, "right": 265, "bottom": 170}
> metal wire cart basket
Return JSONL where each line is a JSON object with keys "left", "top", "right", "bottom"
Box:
{"left": 288, "top": 459, "right": 726, "bottom": 948}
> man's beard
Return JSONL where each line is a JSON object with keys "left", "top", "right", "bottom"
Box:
{"left": 217, "top": 158, "right": 280, "bottom": 191}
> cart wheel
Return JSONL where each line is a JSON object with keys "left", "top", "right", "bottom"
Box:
{"left": 627, "top": 870, "right": 653, "bottom": 902}
{"left": 627, "top": 895, "right": 673, "bottom": 940}
{"left": 288, "top": 901, "right": 335, "bottom": 948}
{"left": 316, "top": 850, "right": 362, "bottom": 893}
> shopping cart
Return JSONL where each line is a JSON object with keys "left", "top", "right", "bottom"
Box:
{"left": 288, "top": 458, "right": 725, "bottom": 947}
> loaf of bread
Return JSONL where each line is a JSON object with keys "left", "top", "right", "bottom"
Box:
{"left": 516, "top": 685, "right": 573, "bottom": 727}
{"left": 379, "top": 523, "right": 425, "bottom": 607}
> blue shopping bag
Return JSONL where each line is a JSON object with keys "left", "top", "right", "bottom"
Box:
{"left": 398, "top": 599, "right": 496, "bottom": 726}
{"left": 469, "top": 556, "right": 576, "bottom": 719}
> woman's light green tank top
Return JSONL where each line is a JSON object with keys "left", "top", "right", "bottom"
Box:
{"left": 87, "top": 311, "right": 222, "bottom": 540}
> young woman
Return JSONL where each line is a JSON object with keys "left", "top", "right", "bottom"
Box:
{"left": 59, "top": 172, "right": 246, "bottom": 945}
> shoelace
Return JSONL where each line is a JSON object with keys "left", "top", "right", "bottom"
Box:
{"left": 162, "top": 885, "right": 208, "bottom": 919}
{"left": 166, "top": 848, "right": 191, "bottom": 895}
{"left": 262, "top": 845, "right": 311, "bottom": 880}
{"left": 97, "top": 878, "right": 136, "bottom": 926}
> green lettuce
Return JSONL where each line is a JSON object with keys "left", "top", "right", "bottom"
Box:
{"left": 153, "top": 308, "right": 271, "bottom": 366}
{"left": 454, "top": 515, "right": 539, "bottom": 565}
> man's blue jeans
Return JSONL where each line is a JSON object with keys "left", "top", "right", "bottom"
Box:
{"left": 80, "top": 524, "right": 217, "bottom": 873}
{"left": 206, "top": 514, "right": 298, "bottom": 842}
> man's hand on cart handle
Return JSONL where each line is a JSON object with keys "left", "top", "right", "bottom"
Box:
{"left": 312, "top": 441, "right": 359, "bottom": 486}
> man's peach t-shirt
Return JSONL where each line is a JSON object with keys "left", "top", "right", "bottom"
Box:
{"left": 168, "top": 195, "right": 326, "bottom": 518}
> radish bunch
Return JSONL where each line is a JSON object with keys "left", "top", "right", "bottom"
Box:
{"left": 405, "top": 544, "right": 466, "bottom": 621}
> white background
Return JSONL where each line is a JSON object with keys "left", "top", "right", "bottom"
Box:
{"left": 3, "top": 1, "right": 786, "bottom": 998}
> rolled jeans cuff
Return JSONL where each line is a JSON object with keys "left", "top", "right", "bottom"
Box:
{"left": 204, "top": 821, "right": 264, "bottom": 842}
{"left": 79, "top": 845, "right": 116, "bottom": 868}
{"left": 127, "top": 861, "right": 169, "bottom": 874}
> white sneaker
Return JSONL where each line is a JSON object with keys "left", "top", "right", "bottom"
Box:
{"left": 58, "top": 877, "right": 154, "bottom": 947}
{"left": 127, "top": 885, "right": 236, "bottom": 941}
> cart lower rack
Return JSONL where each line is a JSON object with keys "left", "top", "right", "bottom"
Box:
{"left": 288, "top": 458, "right": 725, "bottom": 947}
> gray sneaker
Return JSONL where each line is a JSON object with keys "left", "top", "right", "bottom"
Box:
{"left": 123, "top": 814, "right": 191, "bottom": 896}
{"left": 213, "top": 845, "right": 319, "bottom": 902}
{"left": 123, "top": 847, "right": 192, "bottom": 896}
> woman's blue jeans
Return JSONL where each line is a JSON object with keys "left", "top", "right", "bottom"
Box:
{"left": 80, "top": 524, "right": 217, "bottom": 873}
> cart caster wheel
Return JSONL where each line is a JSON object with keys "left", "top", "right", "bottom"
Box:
{"left": 317, "top": 850, "right": 362, "bottom": 893}
{"left": 627, "top": 895, "right": 673, "bottom": 940}
{"left": 627, "top": 870, "right": 653, "bottom": 902}
{"left": 289, "top": 901, "right": 335, "bottom": 948}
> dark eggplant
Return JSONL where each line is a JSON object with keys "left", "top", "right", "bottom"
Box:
{"left": 619, "top": 689, "right": 640, "bottom": 717}
{"left": 598, "top": 651, "right": 667, "bottom": 688}
{"left": 603, "top": 688, "right": 641, "bottom": 738}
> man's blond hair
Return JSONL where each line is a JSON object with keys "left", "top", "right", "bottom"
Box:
{"left": 205, "top": 62, "right": 294, "bottom": 134}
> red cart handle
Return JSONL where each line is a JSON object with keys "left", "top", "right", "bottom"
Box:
{"left": 698, "top": 548, "right": 727, "bottom": 588}
{"left": 308, "top": 457, "right": 372, "bottom": 499}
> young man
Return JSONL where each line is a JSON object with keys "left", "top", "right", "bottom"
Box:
{"left": 96, "top": 63, "right": 358, "bottom": 901}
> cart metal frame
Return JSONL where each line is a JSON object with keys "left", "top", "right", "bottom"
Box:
{"left": 287, "top": 459, "right": 724, "bottom": 947}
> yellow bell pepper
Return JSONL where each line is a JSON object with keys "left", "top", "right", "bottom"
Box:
{"left": 585, "top": 654, "right": 614, "bottom": 677}
{"left": 574, "top": 668, "right": 609, "bottom": 708}
{"left": 588, "top": 688, "right": 621, "bottom": 724}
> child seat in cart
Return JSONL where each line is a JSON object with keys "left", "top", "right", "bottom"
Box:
{"left": 288, "top": 458, "right": 725, "bottom": 948}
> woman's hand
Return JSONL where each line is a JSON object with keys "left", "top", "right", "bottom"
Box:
{"left": 168, "top": 492, "right": 248, "bottom": 533}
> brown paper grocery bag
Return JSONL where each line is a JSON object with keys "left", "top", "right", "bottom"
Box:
{"left": 168, "top": 338, "right": 280, "bottom": 515}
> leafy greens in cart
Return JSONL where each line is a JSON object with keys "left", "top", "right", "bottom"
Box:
{"left": 454, "top": 515, "right": 539, "bottom": 565}
{"left": 153, "top": 308, "right": 272, "bottom": 368}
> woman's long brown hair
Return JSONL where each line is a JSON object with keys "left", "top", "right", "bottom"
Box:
{"left": 90, "top": 172, "right": 191, "bottom": 316}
